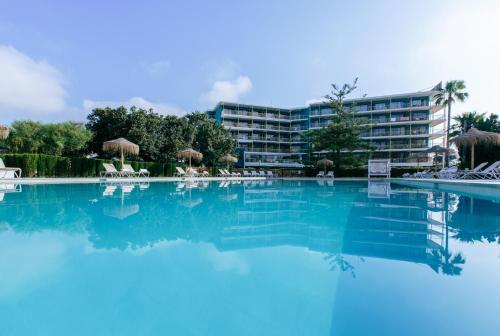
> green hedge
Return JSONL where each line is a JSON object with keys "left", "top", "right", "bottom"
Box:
{"left": 0, "top": 154, "right": 176, "bottom": 177}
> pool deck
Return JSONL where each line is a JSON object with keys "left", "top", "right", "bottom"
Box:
{"left": 389, "top": 178, "right": 500, "bottom": 200}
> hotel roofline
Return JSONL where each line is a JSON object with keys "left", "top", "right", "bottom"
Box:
{"left": 212, "top": 83, "right": 442, "bottom": 111}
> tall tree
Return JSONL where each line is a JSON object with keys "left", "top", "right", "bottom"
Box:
{"left": 187, "top": 112, "right": 236, "bottom": 166}
{"left": 308, "top": 78, "right": 371, "bottom": 170}
{"left": 6, "top": 121, "right": 90, "bottom": 156}
{"left": 433, "top": 80, "right": 469, "bottom": 165}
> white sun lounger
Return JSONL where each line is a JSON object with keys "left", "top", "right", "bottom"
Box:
{"left": 0, "top": 158, "right": 22, "bottom": 178}
{"left": 325, "top": 171, "right": 334, "bottom": 178}
{"left": 455, "top": 162, "right": 488, "bottom": 179}
{"left": 463, "top": 161, "right": 500, "bottom": 179}
{"left": 101, "top": 163, "right": 121, "bottom": 178}
{"left": 316, "top": 171, "right": 325, "bottom": 178}
{"left": 175, "top": 167, "right": 187, "bottom": 177}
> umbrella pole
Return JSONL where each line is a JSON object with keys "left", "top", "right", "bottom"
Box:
{"left": 121, "top": 147, "right": 124, "bottom": 168}
{"left": 471, "top": 144, "right": 475, "bottom": 169}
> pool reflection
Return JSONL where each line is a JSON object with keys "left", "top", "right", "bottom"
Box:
{"left": 1, "top": 180, "right": 499, "bottom": 277}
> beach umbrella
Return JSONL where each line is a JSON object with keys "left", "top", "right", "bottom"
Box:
{"left": 409, "top": 152, "right": 428, "bottom": 170}
{"left": 177, "top": 148, "right": 203, "bottom": 168}
{"left": 0, "top": 125, "right": 9, "bottom": 140}
{"left": 451, "top": 128, "right": 500, "bottom": 168}
{"left": 422, "top": 145, "right": 450, "bottom": 168}
{"left": 317, "top": 158, "right": 333, "bottom": 173}
{"left": 103, "top": 138, "right": 139, "bottom": 167}
{"left": 218, "top": 154, "right": 238, "bottom": 168}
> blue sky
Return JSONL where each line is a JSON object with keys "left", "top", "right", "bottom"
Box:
{"left": 1, "top": 0, "right": 499, "bottom": 123}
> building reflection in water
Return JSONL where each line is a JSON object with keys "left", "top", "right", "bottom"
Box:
{"left": 1, "top": 180, "right": 500, "bottom": 276}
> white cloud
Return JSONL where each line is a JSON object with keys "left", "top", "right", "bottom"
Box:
{"left": 140, "top": 59, "right": 170, "bottom": 77}
{"left": 200, "top": 76, "right": 252, "bottom": 105}
{"left": 83, "top": 96, "right": 186, "bottom": 116}
{"left": 0, "top": 45, "right": 66, "bottom": 117}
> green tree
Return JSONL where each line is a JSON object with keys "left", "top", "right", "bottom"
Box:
{"left": 433, "top": 80, "right": 469, "bottom": 165}
{"left": 187, "top": 112, "right": 236, "bottom": 166}
{"left": 6, "top": 121, "right": 90, "bottom": 156}
{"left": 450, "top": 111, "right": 500, "bottom": 168}
{"left": 85, "top": 106, "right": 130, "bottom": 155}
{"left": 158, "top": 115, "right": 193, "bottom": 163}
{"left": 308, "top": 78, "right": 371, "bottom": 171}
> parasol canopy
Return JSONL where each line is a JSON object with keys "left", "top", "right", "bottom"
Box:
{"left": 0, "top": 125, "right": 9, "bottom": 140}
{"left": 317, "top": 158, "right": 333, "bottom": 172}
{"left": 451, "top": 128, "right": 500, "bottom": 168}
{"left": 103, "top": 138, "right": 139, "bottom": 166}
{"left": 218, "top": 154, "right": 238, "bottom": 166}
{"left": 177, "top": 148, "right": 203, "bottom": 168}
{"left": 422, "top": 145, "right": 450, "bottom": 154}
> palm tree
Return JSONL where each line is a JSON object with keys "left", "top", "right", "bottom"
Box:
{"left": 434, "top": 80, "right": 469, "bottom": 166}
{"left": 450, "top": 111, "right": 485, "bottom": 139}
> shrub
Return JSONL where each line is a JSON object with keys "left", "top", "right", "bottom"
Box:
{"left": 0, "top": 154, "right": 173, "bottom": 177}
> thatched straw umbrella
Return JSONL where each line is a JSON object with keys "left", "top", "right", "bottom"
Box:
{"left": 317, "top": 158, "right": 333, "bottom": 173}
{"left": 177, "top": 148, "right": 203, "bottom": 169}
{"left": 103, "top": 138, "right": 139, "bottom": 167}
{"left": 0, "top": 125, "right": 9, "bottom": 140}
{"left": 218, "top": 154, "right": 238, "bottom": 168}
{"left": 422, "top": 145, "right": 450, "bottom": 168}
{"left": 451, "top": 128, "right": 500, "bottom": 168}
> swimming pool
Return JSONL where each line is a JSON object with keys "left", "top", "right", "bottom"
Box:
{"left": 1, "top": 180, "right": 499, "bottom": 335}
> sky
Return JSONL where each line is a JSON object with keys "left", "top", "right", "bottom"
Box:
{"left": 0, "top": 0, "right": 499, "bottom": 124}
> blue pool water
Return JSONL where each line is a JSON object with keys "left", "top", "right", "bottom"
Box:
{"left": 0, "top": 180, "right": 500, "bottom": 336}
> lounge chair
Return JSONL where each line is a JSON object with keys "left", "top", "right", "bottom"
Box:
{"left": 251, "top": 170, "right": 259, "bottom": 177}
{"left": 186, "top": 167, "right": 199, "bottom": 177}
{"left": 414, "top": 169, "right": 431, "bottom": 178}
{"left": 175, "top": 167, "right": 187, "bottom": 177}
{"left": 201, "top": 170, "right": 209, "bottom": 177}
{"left": 100, "top": 163, "right": 121, "bottom": 178}
{"left": 217, "top": 169, "right": 228, "bottom": 177}
{"left": 223, "top": 169, "right": 237, "bottom": 177}
{"left": 455, "top": 162, "right": 488, "bottom": 179}
{"left": 243, "top": 170, "right": 251, "bottom": 177}
{"left": 121, "top": 164, "right": 139, "bottom": 177}
{"left": 0, "top": 158, "right": 22, "bottom": 178}
{"left": 227, "top": 169, "right": 241, "bottom": 177}
{"left": 266, "top": 171, "right": 275, "bottom": 178}
{"left": 462, "top": 161, "right": 500, "bottom": 179}
{"left": 325, "top": 171, "right": 334, "bottom": 178}
{"left": 259, "top": 171, "right": 267, "bottom": 177}
{"left": 435, "top": 166, "right": 458, "bottom": 179}
{"left": 316, "top": 171, "right": 325, "bottom": 178}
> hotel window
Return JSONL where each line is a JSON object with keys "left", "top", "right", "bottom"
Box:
{"left": 356, "top": 104, "right": 369, "bottom": 112}
{"left": 391, "top": 127, "right": 406, "bottom": 136}
{"left": 374, "top": 102, "right": 388, "bottom": 110}
{"left": 412, "top": 98, "right": 426, "bottom": 107}
{"left": 321, "top": 108, "right": 333, "bottom": 115}
{"left": 412, "top": 112, "right": 428, "bottom": 121}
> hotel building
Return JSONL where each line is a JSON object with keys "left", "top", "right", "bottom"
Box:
{"left": 207, "top": 84, "right": 445, "bottom": 168}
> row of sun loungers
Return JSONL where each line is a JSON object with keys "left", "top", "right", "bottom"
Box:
{"left": 174, "top": 167, "right": 209, "bottom": 177}
{"left": 403, "top": 161, "right": 500, "bottom": 180}
{"left": 316, "top": 171, "right": 334, "bottom": 178}
{"left": 101, "top": 163, "right": 150, "bottom": 178}
{"left": 243, "top": 170, "right": 277, "bottom": 178}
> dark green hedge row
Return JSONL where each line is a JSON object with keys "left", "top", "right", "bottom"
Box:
{"left": 0, "top": 154, "right": 177, "bottom": 177}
